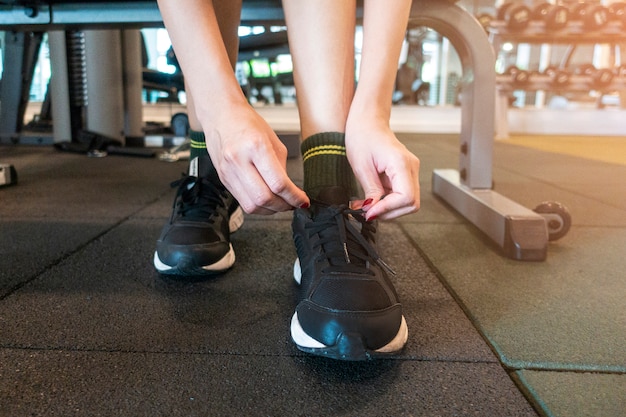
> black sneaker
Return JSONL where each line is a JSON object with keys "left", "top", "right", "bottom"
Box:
{"left": 290, "top": 186, "right": 408, "bottom": 360}
{"left": 154, "top": 156, "right": 243, "bottom": 276}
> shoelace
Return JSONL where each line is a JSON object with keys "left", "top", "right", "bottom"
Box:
{"left": 169, "top": 174, "right": 228, "bottom": 223}
{"left": 307, "top": 202, "right": 396, "bottom": 276}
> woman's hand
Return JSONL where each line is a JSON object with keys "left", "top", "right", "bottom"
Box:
{"left": 205, "top": 104, "right": 309, "bottom": 215}
{"left": 346, "top": 116, "right": 420, "bottom": 221}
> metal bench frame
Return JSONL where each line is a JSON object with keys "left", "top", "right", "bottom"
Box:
{"left": 0, "top": 0, "right": 550, "bottom": 260}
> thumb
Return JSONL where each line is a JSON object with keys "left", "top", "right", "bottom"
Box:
{"left": 355, "top": 166, "right": 386, "bottom": 207}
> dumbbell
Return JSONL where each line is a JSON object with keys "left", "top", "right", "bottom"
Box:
{"left": 615, "top": 64, "right": 626, "bottom": 78}
{"left": 575, "top": 64, "right": 614, "bottom": 88}
{"left": 571, "top": 3, "right": 609, "bottom": 31}
{"left": 476, "top": 13, "right": 495, "bottom": 31}
{"left": 608, "top": 2, "right": 626, "bottom": 28}
{"left": 532, "top": 2, "right": 570, "bottom": 32}
{"left": 505, "top": 65, "right": 532, "bottom": 86}
{"left": 497, "top": 1, "right": 532, "bottom": 31}
{"left": 544, "top": 66, "right": 571, "bottom": 87}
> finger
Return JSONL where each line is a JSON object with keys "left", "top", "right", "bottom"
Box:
{"left": 252, "top": 150, "right": 310, "bottom": 209}
{"left": 357, "top": 168, "right": 386, "bottom": 203}
{"left": 366, "top": 197, "right": 419, "bottom": 221}
{"left": 365, "top": 167, "right": 420, "bottom": 221}
{"left": 233, "top": 169, "right": 296, "bottom": 214}
{"left": 228, "top": 157, "right": 308, "bottom": 214}
{"left": 350, "top": 197, "right": 376, "bottom": 210}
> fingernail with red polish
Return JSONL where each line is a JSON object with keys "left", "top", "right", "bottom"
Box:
{"left": 363, "top": 198, "right": 373, "bottom": 207}
{"left": 299, "top": 202, "right": 310, "bottom": 209}
{"left": 367, "top": 215, "right": 378, "bottom": 222}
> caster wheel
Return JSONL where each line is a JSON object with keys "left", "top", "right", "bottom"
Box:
{"left": 534, "top": 201, "right": 571, "bottom": 241}
{"left": 170, "top": 112, "right": 189, "bottom": 137}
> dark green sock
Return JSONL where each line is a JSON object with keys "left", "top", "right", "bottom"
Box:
{"left": 301, "top": 132, "right": 358, "bottom": 200}
{"left": 189, "top": 129, "right": 206, "bottom": 161}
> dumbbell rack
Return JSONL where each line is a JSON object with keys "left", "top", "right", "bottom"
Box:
{"left": 496, "top": 73, "right": 626, "bottom": 92}
{"left": 488, "top": 14, "right": 626, "bottom": 139}
{"left": 413, "top": 0, "right": 552, "bottom": 261}
{"left": 488, "top": 23, "right": 626, "bottom": 49}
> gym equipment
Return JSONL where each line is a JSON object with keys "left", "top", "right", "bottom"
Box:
{"left": 411, "top": 0, "right": 564, "bottom": 261}
{"left": 0, "top": 164, "right": 18, "bottom": 187}
{"left": 576, "top": 64, "right": 614, "bottom": 89}
{"left": 170, "top": 113, "right": 190, "bottom": 137}
{"left": 592, "top": 68, "right": 615, "bottom": 89}
{"left": 476, "top": 13, "right": 494, "bottom": 31}
{"left": 534, "top": 202, "right": 571, "bottom": 242}
{"left": 0, "top": 0, "right": 569, "bottom": 261}
{"left": 158, "top": 139, "right": 191, "bottom": 162}
{"left": 544, "top": 66, "right": 571, "bottom": 87}
{"left": 571, "top": 3, "right": 609, "bottom": 31}
{"left": 504, "top": 65, "right": 532, "bottom": 86}
{"left": 532, "top": 3, "right": 570, "bottom": 32}
{"left": 608, "top": 2, "right": 626, "bottom": 27}
{"left": 615, "top": 65, "right": 626, "bottom": 78}
{"left": 497, "top": 1, "right": 532, "bottom": 31}
{"left": 0, "top": 31, "right": 44, "bottom": 143}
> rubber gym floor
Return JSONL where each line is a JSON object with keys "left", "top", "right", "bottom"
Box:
{"left": 1, "top": 130, "right": 624, "bottom": 416}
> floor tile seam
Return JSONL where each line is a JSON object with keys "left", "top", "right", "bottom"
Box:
{"left": 477, "top": 331, "right": 626, "bottom": 375}
{"left": 498, "top": 357, "right": 626, "bottom": 375}
{"left": 395, "top": 223, "right": 517, "bottom": 367}
{"left": 396, "top": 223, "right": 626, "bottom": 376}
{"left": 389, "top": 229, "right": 552, "bottom": 417}
{"left": 0, "top": 345, "right": 501, "bottom": 365}
{"left": 509, "top": 371, "right": 554, "bottom": 417}
{"left": 0, "top": 227, "right": 121, "bottom": 301}
{"left": 0, "top": 197, "right": 164, "bottom": 302}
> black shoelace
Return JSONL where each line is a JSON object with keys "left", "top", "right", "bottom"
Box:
{"left": 169, "top": 174, "right": 228, "bottom": 223}
{"left": 307, "top": 202, "right": 396, "bottom": 276}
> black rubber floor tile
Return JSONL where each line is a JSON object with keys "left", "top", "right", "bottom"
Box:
{"left": 0, "top": 147, "right": 186, "bottom": 219}
{"left": 0, "top": 218, "right": 496, "bottom": 364}
{"left": 0, "top": 349, "right": 537, "bottom": 417}
{"left": 0, "top": 218, "right": 114, "bottom": 298}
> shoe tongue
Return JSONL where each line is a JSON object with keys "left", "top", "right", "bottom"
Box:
{"left": 316, "top": 186, "right": 350, "bottom": 206}
{"left": 189, "top": 156, "right": 219, "bottom": 180}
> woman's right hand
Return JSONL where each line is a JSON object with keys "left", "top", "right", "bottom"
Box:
{"left": 204, "top": 104, "right": 309, "bottom": 215}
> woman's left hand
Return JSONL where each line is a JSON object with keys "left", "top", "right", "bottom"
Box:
{"left": 346, "top": 117, "right": 420, "bottom": 221}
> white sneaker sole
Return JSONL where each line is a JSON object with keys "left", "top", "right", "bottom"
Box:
{"left": 290, "top": 312, "right": 409, "bottom": 354}
{"left": 291, "top": 258, "right": 408, "bottom": 355}
{"left": 153, "top": 244, "right": 236, "bottom": 274}
{"left": 153, "top": 206, "right": 244, "bottom": 274}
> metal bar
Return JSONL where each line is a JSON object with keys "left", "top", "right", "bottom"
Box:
{"left": 415, "top": 0, "right": 550, "bottom": 261}
{"left": 433, "top": 169, "right": 548, "bottom": 261}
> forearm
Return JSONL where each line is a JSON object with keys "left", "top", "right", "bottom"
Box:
{"left": 350, "top": 0, "right": 412, "bottom": 121}
{"left": 157, "top": 0, "right": 247, "bottom": 127}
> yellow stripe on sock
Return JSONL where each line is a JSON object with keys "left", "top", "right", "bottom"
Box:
{"left": 302, "top": 145, "right": 346, "bottom": 162}
{"left": 190, "top": 140, "right": 206, "bottom": 149}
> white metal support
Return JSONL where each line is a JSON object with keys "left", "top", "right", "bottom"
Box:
{"left": 411, "top": 0, "right": 549, "bottom": 261}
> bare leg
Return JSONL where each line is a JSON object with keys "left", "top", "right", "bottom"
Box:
{"left": 282, "top": 0, "right": 356, "bottom": 139}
